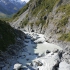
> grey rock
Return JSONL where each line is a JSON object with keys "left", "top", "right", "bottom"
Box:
{"left": 13, "top": 63, "right": 22, "bottom": 70}
{"left": 59, "top": 61, "right": 70, "bottom": 70}
{"left": 53, "top": 49, "right": 59, "bottom": 53}
{"left": 46, "top": 50, "right": 50, "bottom": 54}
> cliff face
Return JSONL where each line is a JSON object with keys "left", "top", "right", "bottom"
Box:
{"left": 12, "top": 0, "right": 70, "bottom": 48}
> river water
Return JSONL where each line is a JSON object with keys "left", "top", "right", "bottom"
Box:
{"left": 2, "top": 31, "right": 62, "bottom": 70}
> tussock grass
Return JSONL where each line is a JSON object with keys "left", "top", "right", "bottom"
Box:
{"left": 57, "top": 4, "right": 70, "bottom": 17}
{"left": 58, "top": 33, "right": 70, "bottom": 41}
{"left": 56, "top": 4, "right": 70, "bottom": 27}
{"left": 31, "top": 0, "right": 59, "bottom": 26}
{"left": 57, "top": 16, "right": 68, "bottom": 27}
{"left": 32, "top": 0, "right": 59, "bottom": 16}
{"left": 20, "top": 18, "right": 28, "bottom": 28}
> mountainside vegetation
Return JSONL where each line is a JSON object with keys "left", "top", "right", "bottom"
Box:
{"left": 0, "top": 20, "right": 16, "bottom": 51}
{"left": 13, "top": 0, "right": 70, "bottom": 42}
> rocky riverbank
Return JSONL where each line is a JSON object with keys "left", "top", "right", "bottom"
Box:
{"left": 0, "top": 30, "right": 70, "bottom": 70}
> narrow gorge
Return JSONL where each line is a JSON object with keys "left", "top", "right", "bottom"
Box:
{"left": 0, "top": 0, "right": 70, "bottom": 70}
{"left": 1, "top": 29, "right": 70, "bottom": 70}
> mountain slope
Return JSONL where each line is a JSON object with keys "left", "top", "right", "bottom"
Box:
{"left": 0, "top": 0, "right": 26, "bottom": 17}
{"left": 0, "top": 19, "right": 26, "bottom": 51}
{"left": 0, "top": 20, "right": 16, "bottom": 51}
{"left": 12, "top": 0, "right": 70, "bottom": 43}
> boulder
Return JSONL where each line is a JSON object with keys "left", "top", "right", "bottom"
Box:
{"left": 46, "top": 50, "right": 50, "bottom": 54}
{"left": 59, "top": 61, "right": 70, "bottom": 70}
{"left": 52, "top": 48, "right": 59, "bottom": 53}
{"left": 31, "top": 52, "right": 60, "bottom": 70}
{"left": 13, "top": 63, "right": 22, "bottom": 70}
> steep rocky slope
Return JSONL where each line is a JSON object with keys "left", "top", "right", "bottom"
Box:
{"left": 12, "top": 0, "right": 70, "bottom": 48}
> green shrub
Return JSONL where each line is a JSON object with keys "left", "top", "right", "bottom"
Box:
{"left": 58, "top": 16, "right": 68, "bottom": 27}
{"left": 56, "top": 4, "right": 70, "bottom": 17}
{"left": 35, "top": 20, "right": 41, "bottom": 26}
{"left": 58, "top": 33, "right": 70, "bottom": 41}
{"left": 0, "top": 20, "right": 16, "bottom": 51}
{"left": 32, "top": 0, "right": 59, "bottom": 16}
{"left": 20, "top": 18, "right": 28, "bottom": 28}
